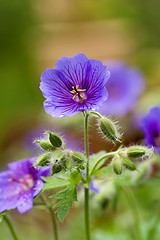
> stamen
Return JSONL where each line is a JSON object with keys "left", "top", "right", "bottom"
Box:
{"left": 70, "top": 85, "right": 86, "bottom": 100}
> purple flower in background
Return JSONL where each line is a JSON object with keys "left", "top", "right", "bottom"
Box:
{"left": 40, "top": 53, "right": 110, "bottom": 118}
{"left": 99, "top": 61, "right": 145, "bottom": 116}
{"left": 0, "top": 158, "right": 51, "bottom": 214}
{"left": 141, "top": 106, "right": 160, "bottom": 152}
{"left": 80, "top": 171, "right": 99, "bottom": 193}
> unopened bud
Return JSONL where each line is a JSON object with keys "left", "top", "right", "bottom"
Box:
{"left": 112, "top": 158, "right": 122, "bottom": 175}
{"left": 100, "top": 117, "right": 120, "bottom": 143}
{"left": 34, "top": 140, "right": 55, "bottom": 151}
{"left": 48, "top": 132, "right": 62, "bottom": 148}
{"left": 127, "top": 146, "right": 153, "bottom": 159}
{"left": 72, "top": 152, "right": 86, "bottom": 163}
{"left": 122, "top": 157, "right": 137, "bottom": 171}
{"left": 34, "top": 153, "right": 52, "bottom": 167}
{"left": 65, "top": 158, "right": 73, "bottom": 170}
{"left": 52, "top": 164, "right": 62, "bottom": 174}
{"left": 53, "top": 151, "right": 65, "bottom": 162}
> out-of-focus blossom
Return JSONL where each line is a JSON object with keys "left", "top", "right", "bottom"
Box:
{"left": 99, "top": 61, "right": 145, "bottom": 116}
{"left": 40, "top": 53, "right": 110, "bottom": 118}
{"left": 141, "top": 106, "right": 160, "bottom": 152}
{"left": 0, "top": 158, "right": 51, "bottom": 214}
{"left": 80, "top": 171, "right": 99, "bottom": 193}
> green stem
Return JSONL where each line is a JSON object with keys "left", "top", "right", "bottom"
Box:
{"left": 85, "top": 111, "right": 89, "bottom": 181}
{"left": 84, "top": 111, "right": 91, "bottom": 240}
{"left": 89, "top": 111, "right": 102, "bottom": 119}
{"left": 121, "top": 186, "right": 143, "bottom": 240}
{"left": 3, "top": 215, "right": 19, "bottom": 240}
{"left": 40, "top": 196, "right": 58, "bottom": 240}
{"left": 90, "top": 151, "right": 117, "bottom": 177}
{"left": 84, "top": 188, "right": 90, "bottom": 240}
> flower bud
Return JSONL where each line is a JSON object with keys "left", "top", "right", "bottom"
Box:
{"left": 72, "top": 152, "right": 86, "bottom": 163}
{"left": 100, "top": 117, "right": 120, "bottom": 143}
{"left": 65, "top": 158, "right": 73, "bottom": 170}
{"left": 112, "top": 158, "right": 122, "bottom": 175}
{"left": 34, "top": 140, "right": 55, "bottom": 151}
{"left": 48, "top": 131, "right": 62, "bottom": 148}
{"left": 34, "top": 153, "right": 52, "bottom": 167}
{"left": 52, "top": 163, "right": 62, "bottom": 174}
{"left": 122, "top": 157, "right": 137, "bottom": 171}
{"left": 127, "top": 146, "right": 153, "bottom": 159}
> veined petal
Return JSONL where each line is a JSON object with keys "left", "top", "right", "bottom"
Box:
{"left": 55, "top": 53, "right": 91, "bottom": 87}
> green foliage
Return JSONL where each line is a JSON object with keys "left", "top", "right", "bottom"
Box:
{"left": 0, "top": 211, "right": 6, "bottom": 222}
{"left": 92, "top": 165, "right": 112, "bottom": 177}
{"left": 89, "top": 151, "right": 107, "bottom": 175}
{"left": 42, "top": 176, "right": 69, "bottom": 191}
{"left": 51, "top": 186, "right": 77, "bottom": 222}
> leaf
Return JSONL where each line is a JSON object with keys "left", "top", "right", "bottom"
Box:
{"left": 0, "top": 212, "right": 6, "bottom": 222}
{"left": 89, "top": 151, "right": 107, "bottom": 175}
{"left": 51, "top": 185, "right": 77, "bottom": 222}
{"left": 42, "top": 176, "right": 69, "bottom": 191}
{"left": 93, "top": 165, "right": 112, "bottom": 176}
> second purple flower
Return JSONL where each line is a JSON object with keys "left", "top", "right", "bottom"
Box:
{"left": 40, "top": 53, "right": 110, "bottom": 118}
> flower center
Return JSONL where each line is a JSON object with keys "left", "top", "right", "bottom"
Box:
{"left": 70, "top": 85, "right": 86, "bottom": 101}
{"left": 9, "top": 174, "right": 34, "bottom": 192}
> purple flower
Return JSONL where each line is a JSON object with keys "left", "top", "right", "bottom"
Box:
{"left": 40, "top": 53, "right": 110, "bottom": 118}
{"left": 141, "top": 106, "right": 160, "bottom": 152}
{"left": 99, "top": 61, "right": 145, "bottom": 116}
{"left": 80, "top": 171, "right": 99, "bottom": 193}
{"left": 0, "top": 158, "right": 51, "bottom": 214}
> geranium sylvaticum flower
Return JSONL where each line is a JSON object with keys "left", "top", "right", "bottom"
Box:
{"left": 0, "top": 158, "right": 51, "bottom": 214}
{"left": 141, "top": 106, "right": 160, "bottom": 152}
{"left": 40, "top": 53, "right": 110, "bottom": 117}
{"left": 99, "top": 61, "right": 145, "bottom": 116}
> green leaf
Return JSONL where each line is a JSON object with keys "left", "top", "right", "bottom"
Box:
{"left": 51, "top": 185, "right": 77, "bottom": 222}
{"left": 0, "top": 212, "right": 6, "bottom": 222}
{"left": 89, "top": 151, "right": 107, "bottom": 175}
{"left": 42, "top": 176, "right": 69, "bottom": 191}
{"left": 93, "top": 165, "right": 112, "bottom": 176}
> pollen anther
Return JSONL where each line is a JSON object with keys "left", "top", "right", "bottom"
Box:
{"left": 70, "top": 85, "right": 86, "bottom": 100}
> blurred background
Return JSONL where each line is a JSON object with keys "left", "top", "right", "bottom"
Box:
{"left": 0, "top": 0, "right": 160, "bottom": 239}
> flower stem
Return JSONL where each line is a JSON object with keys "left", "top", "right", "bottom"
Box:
{"left": 40, "top": 195, "right": 58, "bottom": 240}
{"left": 121, "top": 186, "right": 143, "bottom": 240}
{"left": 3, "top": 215, "right": 19, "bottom": 240}
{"left": 84, "top": 111, "right": 91, "bottom": 240}
{"left": 89, "top": 111, "right": 102, "bottom": 119}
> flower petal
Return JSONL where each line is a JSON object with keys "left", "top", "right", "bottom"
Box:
{"left": 55, "top": 53, "right": 91, "bottom": 87}
{"left": 17, "top": 193, "right": 33, "bottom": 214}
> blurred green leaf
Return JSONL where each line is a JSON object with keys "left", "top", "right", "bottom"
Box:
{"left": 89, "top": 151, "right": 107, "bottom": 175}
{"left": 42, "top": 176, "right": 69, "bottom": 191}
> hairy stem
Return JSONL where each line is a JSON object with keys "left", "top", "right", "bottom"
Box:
{"left": 3, "top": 215, "right": 19, "bottom": 240}
{"left": 40, "top": 196, "right": 58, "bottom": 240}
{"left": 84, "top": 111, "right": 91, "bottom": 240}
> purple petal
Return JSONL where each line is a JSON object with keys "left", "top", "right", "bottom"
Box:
{"left": 17, "top": 193, "right": 33, "bottom": 214}
{"left": 55, "top": 53, "right": 90, "bottom": 87}
{"left": 99, "top": 61, "right": 145, "bottom": 116}
{"left": 141, "top": 106, "right": 160, "bottom": 152}
{"left": 33, "top": 179, "right": 43, "bottom": 197}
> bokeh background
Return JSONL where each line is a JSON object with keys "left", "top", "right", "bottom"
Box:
{"left": 0, "top": 0, "right": 160, "bottom": 239}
